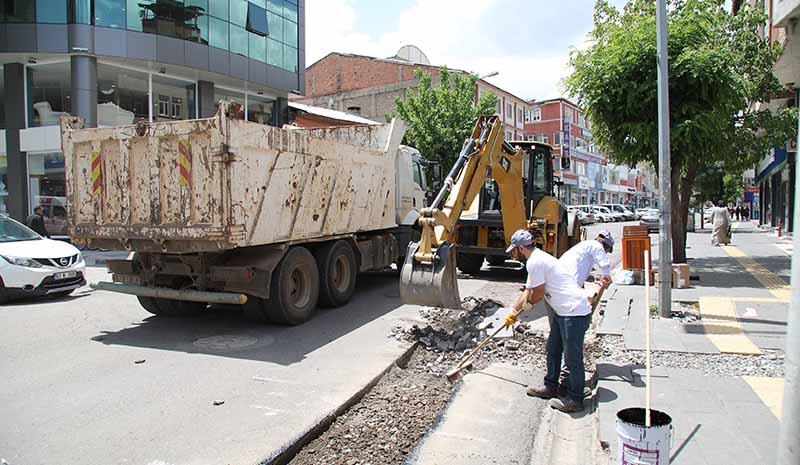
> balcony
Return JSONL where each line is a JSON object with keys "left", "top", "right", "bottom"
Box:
{"left": 774, "top": 0, "right": 800, "bottom": 26}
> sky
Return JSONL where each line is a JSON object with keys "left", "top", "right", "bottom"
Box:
{"left": 304, "top": 0, "right": 629, "bottom": 101}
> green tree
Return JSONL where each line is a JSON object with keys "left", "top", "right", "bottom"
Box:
{"left": 391, "top": 67, "right": 499, "bottom": 168}
{"left": 565, "top": 0, "right": 797, "bottom": 262}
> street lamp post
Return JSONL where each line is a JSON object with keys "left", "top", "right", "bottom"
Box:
{"left": 656, "top": 0, "right": 673, "bottom": 318}
{"left": 479, "top": 71, "right": 499, "bottom": 80}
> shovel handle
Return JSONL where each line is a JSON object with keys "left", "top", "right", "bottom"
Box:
{"left": 454, "top": 322, "right": 509, "bottom": 369}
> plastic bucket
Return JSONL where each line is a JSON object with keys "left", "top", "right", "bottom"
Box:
{"left": 616, "top": 408, "right": 673, "bottom": 465}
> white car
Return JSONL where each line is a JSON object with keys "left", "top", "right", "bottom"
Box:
{"left": 591, "top": 206, "right": 615, "bottom": 223}
{"left": 0, "top": 215, "right": 86, "bottom": 303}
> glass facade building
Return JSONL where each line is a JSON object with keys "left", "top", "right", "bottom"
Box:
{"left": 0, "top": 0, "right": 304, "bottom": 223}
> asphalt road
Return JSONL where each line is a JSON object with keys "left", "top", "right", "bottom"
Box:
{"left": 0, "top": 224, "right": 633, "bottom": 465}
{"left": 0, "top": 264, "right": 491, "bottom": 465}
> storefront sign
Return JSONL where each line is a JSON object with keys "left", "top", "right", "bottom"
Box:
{"left": 562, "top": 120, "right": 571, "bottom": 158}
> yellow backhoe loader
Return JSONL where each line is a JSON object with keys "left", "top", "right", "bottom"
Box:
{"left": 399, "top": 115, "right": 582, "bottom": 309}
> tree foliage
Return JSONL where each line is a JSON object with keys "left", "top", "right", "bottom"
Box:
{"left": 565, "top": 0, "right": 796, "bottom": 262}
{"left": 391, "top": 67, "right": 499, "bottom": 168}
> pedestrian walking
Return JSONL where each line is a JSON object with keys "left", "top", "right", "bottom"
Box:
{"left": 743, "top": 205, "right": 750, "bottom": 221}
{"left": 711, "top": 201, "right": 731, "bottom": 246}
{"left": 735, "top": 205, "right": 741, "bottom": 221}
{"left": 503, "top": 229, "right": 594, "bottom": 413}
{"left": 26, "top": 206, "right": 50, "bottom": 238}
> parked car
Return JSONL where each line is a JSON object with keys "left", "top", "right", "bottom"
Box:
{"left": 591, "top": 206, "right": 615, "bottom": 223}
{"left": 0, "top": 215, "right": 86, "bottom": 303}
{"left": 634, "top": 207, "right": 651, "bottom": 220}
{"left": 602, "top": 203, "right": 636, "bottom": 221}
{"left": 568, "top": 206, "right": 595, "bottom": 225}
{"left": 639, "top": 208, "right": 660, "bottom": 232}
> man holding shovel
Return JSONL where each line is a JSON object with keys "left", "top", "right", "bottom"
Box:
{"left": 504, "top": 229, "right": 594, "bottom": 413}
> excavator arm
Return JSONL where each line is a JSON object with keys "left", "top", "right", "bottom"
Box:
{"left": 400, "top": 115, "right": 528, "bottom": 309}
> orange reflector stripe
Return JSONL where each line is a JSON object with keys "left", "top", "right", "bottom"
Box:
{"left": 91, "top": 150, "right": 102, "bottom": 194}
{"left": 178, "top": 139, "right": 191, "bottom": 187}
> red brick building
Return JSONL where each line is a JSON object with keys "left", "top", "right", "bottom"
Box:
{"left": 525, "top": 98, "right": 656, "bottom": 207}
{"left": 296, "top": 52, "right": 530, "bottom": 140}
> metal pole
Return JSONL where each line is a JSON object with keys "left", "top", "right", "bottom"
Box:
{"left": 777, "top": 93, "right": 800, "bottom": 465}
{"left": 656, "top": 0, "right": 672, "bottom": 318}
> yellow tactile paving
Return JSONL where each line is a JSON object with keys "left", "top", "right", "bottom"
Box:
{"left": 721, "top": 245, "right": 791, "bottom": 302}
{"left": 743, "top": 376, "right": 784, "bottom": 419}
{"left": 699, "top": 296, "right": 763, "bottom": 355}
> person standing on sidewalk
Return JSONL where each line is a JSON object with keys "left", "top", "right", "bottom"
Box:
{"left": 711, "top": 200, "right": 731, "bottom": 246}
{"left": 503, "top": 229, "right": 594, "bottom": 413}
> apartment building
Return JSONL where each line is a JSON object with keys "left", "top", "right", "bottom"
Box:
{"left": 524, "top": 98, "right": 657, "bottom": 207}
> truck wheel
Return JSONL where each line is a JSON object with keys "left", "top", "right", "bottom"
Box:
{"left": 457, "top": 253, "right": 484, "bottom": 275}
{"left": 315, "top": 240, "right": 357, "bottom": 307}
{"left": 137, "top": 296, "right": 163, "bottom": 315}
{"left": 486, "top": 255, "right": 507, "bottom": 266}
{"left": 557, "top": 223, "right": 569, "bottom": 257}
{"left": 267, "top": 246, "right": 320, "bottom": 325}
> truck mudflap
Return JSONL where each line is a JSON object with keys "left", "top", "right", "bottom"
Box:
{"left": 90, "top": 281, "right": 247, "bottom": 305}
{"left": 399, "top": 241, "right": 461, "bottom": 309}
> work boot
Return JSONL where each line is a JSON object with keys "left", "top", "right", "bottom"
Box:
{"left": 549, "top": 397, "right": 584, "bottom": 413}
{"left": 526, "top": 385, "right": 557, "bottom": 399}
{"left": 557, "top": 384, "right": 593, "bottom": 399}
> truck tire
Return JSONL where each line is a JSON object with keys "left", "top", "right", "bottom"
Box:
{"left": 486, "top": 255, "right": 507, "bottom": 266}
{"left": 267, "top": 246, "right": 320, "bottom": 325}
{"left": 457, "top": 252, "right": 484, "bottom": 275}
{"left": 315, "top": 240, "right": 357, "bottom": 307}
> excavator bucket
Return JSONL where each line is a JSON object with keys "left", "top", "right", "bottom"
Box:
{"left": 399, "top": 241, "right": 462, "bottom": 309}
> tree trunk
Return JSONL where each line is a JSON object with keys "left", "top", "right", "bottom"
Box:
{"left": 670, "top": 160, "right": 687, "bottom": 264}
{"left": 669, "top": 159, "right": 699, "bottom": 264}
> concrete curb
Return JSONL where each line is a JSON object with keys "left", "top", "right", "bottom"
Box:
{"left": 258, "top": 341, "right": 420, "bottom": 465}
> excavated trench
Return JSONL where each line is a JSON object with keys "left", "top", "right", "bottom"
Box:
{"left": 268, "top": 296, "right": 599, "bottom": 465}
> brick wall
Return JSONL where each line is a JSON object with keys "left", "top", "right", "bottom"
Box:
{"left": 306, "top": 53, "right": 434, "bottom": 97}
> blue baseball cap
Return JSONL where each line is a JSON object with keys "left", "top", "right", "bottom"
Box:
{"left": 506, "top": 229, "right": 533, "bottom": 253}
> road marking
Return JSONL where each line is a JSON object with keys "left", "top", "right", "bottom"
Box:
{"left": 775, "top": 242, "right": 793, "bottom": 257}
{"left": 743, "top": 376, "right": 784, "bottom": 419}
{"left": 699, "top": 296, "right": 762, "bottom": 355}
{"left": 720, "top": 245, "right": 790, "bottom": 302}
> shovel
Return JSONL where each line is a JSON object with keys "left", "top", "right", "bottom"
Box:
{"left": 445, "top": 320, "right": 511, "bottom": 382}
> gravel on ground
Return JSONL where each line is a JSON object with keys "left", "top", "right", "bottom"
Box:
{"left": 593, "top": 334, "right": 785, "bottom": 378}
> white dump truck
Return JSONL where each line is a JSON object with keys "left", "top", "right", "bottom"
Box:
{"left": 61, "top": 103, "right": 430, "bottom": 324}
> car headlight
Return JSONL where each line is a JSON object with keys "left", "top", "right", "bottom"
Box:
{"left": 0, "top": 255, "right": 43, "bottom": 268}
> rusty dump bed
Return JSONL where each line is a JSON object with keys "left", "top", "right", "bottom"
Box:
{"left": 61, "top": 104, "right": 405, "bottom": 253}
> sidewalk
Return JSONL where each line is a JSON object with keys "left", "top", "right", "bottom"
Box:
{"left": 595, "top": 221, "right": 788, "bottom": 464}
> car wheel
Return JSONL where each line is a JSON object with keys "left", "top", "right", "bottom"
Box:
{"left": 0, "top": 277, "right": 8, "bottom": 305}
{"left": 267, "top": 246, "right": 320, "bottom": 325}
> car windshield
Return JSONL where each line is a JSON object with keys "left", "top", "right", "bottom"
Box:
{"left": 0, "top": 216, "right": 42, "bottom": 243}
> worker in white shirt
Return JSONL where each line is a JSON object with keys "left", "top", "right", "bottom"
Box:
{"left": 504, "top": 229, "right": 594, "bottom": 413}
{"left": 560, "top": 230, "right": 614, "bottom": 289}
{"left": 549, "top": 230, "right": 614, "bottom": 397}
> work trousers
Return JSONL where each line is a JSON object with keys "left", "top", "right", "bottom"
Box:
{"left": 544, "top": 311, "right": 591, "bottom": 403}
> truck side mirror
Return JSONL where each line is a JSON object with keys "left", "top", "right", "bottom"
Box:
{"left": 553, "top": 176, "right": 564, "bottom": 187}
{"left": 561, "top": 156, "right": 571, "bottom": 170}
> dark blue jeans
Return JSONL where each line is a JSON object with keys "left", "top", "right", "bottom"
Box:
{"left": 544, "top": 311, "right": 591, "bottom": 403}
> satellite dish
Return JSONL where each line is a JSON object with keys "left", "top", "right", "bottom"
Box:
{"left": 393, "top": 45, "right": 430, "bottom": 65}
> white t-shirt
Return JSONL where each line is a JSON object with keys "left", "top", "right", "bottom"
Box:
{"left": 559, "top": 240, "right": 611, "bottom": 286}
{"left": 525, "top": 249, "right": 592, "bottom": 317}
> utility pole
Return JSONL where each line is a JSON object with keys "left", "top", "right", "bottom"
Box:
{"left": 656, "top": 0, "right": 672, "bottom": 318}
{"left": 777, "top": 92, "right": 800, "bottom": 465}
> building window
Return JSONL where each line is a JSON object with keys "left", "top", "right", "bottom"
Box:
{"left": 246, "top": 1, "right": 267, "bottom": 36}
{"left": 0, "top": 66, "right": 5, "bottom": 130}
{"left": 69, "top": 0, "right": 93, "bottom": 24}
{"left": 248, "top": 30, "right": 266, "bottom": 61}
{"left": 153, "top": 74, "right": 196, "bottom": 121}
{"left": 4, "top": 0, "right": 36, "bottom": 22}
{"left": 518, "top": 107, "right": 523, "bottom": 123}
{"left": 230, "top": 0, "right": 247, "bottom": 26}
{"left": 532, "top": 108, "right": 541, "bottom": 121}
{"left": 28, "top": 62, "right": 72, "bottom": 127}
{"left": 97, "top": 62, "right": 149, "bottom": 125}
{"left": 209, "top": 0, "right": 228, "bottom": 20}
{"left": 230, "top": 24, "right": 248, "bottom": 56}
{"left": 209, "top": 16, "right": 229, "bottom": 49}
{"left": 553, "top": 132, "right": 561, "bottom": 145}
{"left": 506, "top": 103, "right": 513, "bottom": 118}
{"left": 247, "top": 94, "right": 274, "bottom": 124}
{"left": 95, "top": 0, "right": 126, "bottom": 28}
{"left": 27, "top": 152, "right": 68, "bottom": 234}
{"left": 495, "top": 100, "right": 502, "bottom": 116}
{"left": 578, "top": 113, "right": 585, "bottom": 128}
{"left": 524, "top": 109, "right": 530, "bottom": 122}
{"left": 36, "top": 0, "right": 68, "bottom": 23}
{"left": 542, "top": 134, "right": 548, "bottom": 144}
{"left": 505, "top": 130, "right": 513, "bottom": 140}
{"left": 158, "top": 95, "right": 170, "bottom": 117}
{"left": 526, "top": 135, "right": 535, "bottom": 141}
